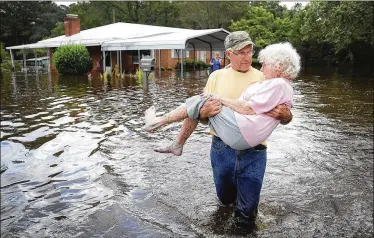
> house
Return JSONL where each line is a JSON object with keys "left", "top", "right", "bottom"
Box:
{"left": 6, "top": 14, "right": 230, "bottom": 74}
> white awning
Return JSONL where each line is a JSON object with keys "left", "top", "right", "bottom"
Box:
{"left": 6, "top": 22, "right": 229, "bottom": 51}
{"left": 101, "top": 29, "right": 229, "bottom": 51}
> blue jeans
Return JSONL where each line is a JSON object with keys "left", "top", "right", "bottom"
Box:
{"left": 210, "top": 136, "right": 267, "bottom": 224}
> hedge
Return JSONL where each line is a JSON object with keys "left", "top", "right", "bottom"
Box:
{"left": 53, "top": 44, "right": 92, "bottom": 75}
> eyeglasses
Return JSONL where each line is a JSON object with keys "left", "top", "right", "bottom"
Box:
{"left": 231, "top": 49, "right": 255, "bottom": 58}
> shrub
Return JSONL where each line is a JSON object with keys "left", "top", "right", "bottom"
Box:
{"left": 1, "top": 61, "right": 22, "bottom": 72}
{"left": 175, "top": 59, "right": 210, "bottom": 69}
{"left": 0, "top": 43, "right": 22, "bottom": 72}
{"left": 53, "top": 44, "right": 92, "bottom": 75}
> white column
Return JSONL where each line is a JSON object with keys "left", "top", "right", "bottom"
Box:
{"left": 23, "top": 51, "right": 26, "bottom": 70}
{"left": 181, "top": 49, "right": 184, "bottom": 78}
{"left": 138, "top": 50, "right": 141, "bottom": 69}
{"left": 35, "top": 50, "right": 38, "bottom": 74}
{"left": 9, "top": 49, "right": 15, "bottom": 71}
{"left": 116, "top": 50, "right": 119, "bottom": 73}
{"left": 102, "top": 51, "right": 106, "bottom": 73}
{"left": 110, "top": 51, "right": 112, "bottom": 68}
{"left": 119, "top": 50, "right": 122, "bottom": 74}
{"left": 47, "top": 48, "right": 51, "bottom": 73}
{"left": 158, "top": 49, "right": 161, "bottom": 71}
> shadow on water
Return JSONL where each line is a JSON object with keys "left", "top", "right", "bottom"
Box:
{"left": 0, "top": 68, "right": 373, "bottom": 237}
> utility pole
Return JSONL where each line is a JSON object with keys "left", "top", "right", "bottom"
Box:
{"left": 112, "top": 9, "right": 115, "bottom": 23}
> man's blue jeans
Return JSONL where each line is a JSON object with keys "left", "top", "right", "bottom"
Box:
{"left": 210, "top": 136, "right": 267, "bottom": 225}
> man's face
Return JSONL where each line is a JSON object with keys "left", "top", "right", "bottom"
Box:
{"left": 226, "top": 44, "right": 253, "bottom": 72}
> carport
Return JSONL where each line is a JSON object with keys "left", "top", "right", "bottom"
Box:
{"left": 101, "top": 29, "right": 230, "bottom": 74}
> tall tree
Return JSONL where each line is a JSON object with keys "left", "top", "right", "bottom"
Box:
{"left": 301, "top": 1, "right": 374, "bottom": 67}
{"left": 0, "top": 1, "right": 66, "bottom": 47}
{"left": 229, "top": 6, "right": 292, "bottom": 48}
{"left": 177, "top": 2, "right": 249, "bottom": 29}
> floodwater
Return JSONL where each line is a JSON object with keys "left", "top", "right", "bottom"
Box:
{"left": 1, "top": 69, "right": 373, "bottom": 237}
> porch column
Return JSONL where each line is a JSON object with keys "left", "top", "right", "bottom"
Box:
{"left": 116, "top": 50, "right": 119, "bottom": 73}
{"left": 110, "top": 51, "right": 112, "bottom": 68}
{"left": 158, "top": 49, "right": 161, "bottom": 71}
{"left": 119, "top": 50, "right": 122, "bottom": 74}
{"left": 181, "top": 49, "right": 184, "bottom": 79}
{"left": 103, "top": 50, "right": 106, "bottom": 74}
{"left": 138, "top": 50, "right": 140, "bottom": 70}
{"left": 47, "top": 48, "right": 51, "bottom": 73}
{"left": 35, "top": 50, "right": 38, "bottom": 74}
{"left": 23, "top": 51, "right": 26, "bottom": 70}
{"left": 9, "top": 49, "right": 15, "bottom": 71}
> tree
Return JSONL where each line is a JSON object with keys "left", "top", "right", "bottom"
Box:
{"left": 249, "top": 1, "right": 288, "bottom": 18}
{"left": 229, "top": 6, "right": 276, "bottom": 49}
{"left": 300, "top": 1, "right": 374, "bottom": 69}
{"left": 50, "top": 22, "right": 65, "bottom": 38}
{"left": 0, "top": 1, "right": 66, "bottom": 47}
{"left": 177, "top": 2, "right": 249, "bottom": 29}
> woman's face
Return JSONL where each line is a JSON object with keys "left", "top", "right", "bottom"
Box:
{"left": 260, "top": 60, "right": 279, "bottom": 79}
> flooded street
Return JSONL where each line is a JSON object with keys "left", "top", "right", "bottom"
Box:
{"left": 1, "top": 69, "right": 373, "bottom": 237}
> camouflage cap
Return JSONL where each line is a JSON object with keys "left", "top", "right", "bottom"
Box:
{"left": 224, "top": 31, "right": 255, "bottom": 51}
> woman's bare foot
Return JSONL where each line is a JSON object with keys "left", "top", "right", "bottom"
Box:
{"left": 144, "top": 117, "right": 164, "bottom": 132}
{"left": 144, "top": 106, "right": 164, "bottom": 132}
{"left": 154, "top": 142, "right": 184, "bottom": 156}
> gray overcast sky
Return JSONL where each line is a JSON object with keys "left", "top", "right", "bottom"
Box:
{"left": 55, "top": 1, "right": 309, "bottom": 9}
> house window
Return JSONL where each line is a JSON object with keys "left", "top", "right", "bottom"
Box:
{"left": 130, "top": 50, "right": 154, "bottom": 64}
{"left": 171, "top": 49, "right": 189, "bottom": 58}
{"left": 200, "top": 51, "right": 206, "bottom": 62}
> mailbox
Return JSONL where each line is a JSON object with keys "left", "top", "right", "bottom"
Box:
{"left": 140, "top": 57, "right": 155, "bottom": 72}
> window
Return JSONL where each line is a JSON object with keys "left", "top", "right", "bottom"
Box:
{"left": 171, "top": 49, "right": 189, "bottom": 58}
{"left": 200, "top": 51, "right": 206, "bottom": 62}
{"left": 130, "top": 50, "right": 154, "bottom": 64}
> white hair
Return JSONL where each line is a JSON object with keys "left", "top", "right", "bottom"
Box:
{"left": 258, "top": 42, "right": 301, "bottom": 79}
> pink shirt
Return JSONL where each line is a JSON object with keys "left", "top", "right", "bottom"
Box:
{"left": 234, "top": 78, "right": 293, "bottom": 147}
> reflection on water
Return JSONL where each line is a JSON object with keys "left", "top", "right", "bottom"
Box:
{"left": 1, "top": 69, "right": 373, "bottom": 237}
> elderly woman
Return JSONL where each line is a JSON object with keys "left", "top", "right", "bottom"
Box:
{"left": 144, "top": 42, "right": 301, "bottom": 156}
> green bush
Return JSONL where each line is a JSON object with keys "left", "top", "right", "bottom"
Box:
{"left": 0, "top": 42, "right": 22, "bottom": 72}
{"left": 1, "top": 61, "right": 22, "bottom": 72}
{"left": 175, "top": 59, "right": 210, "bottom": 69}
{"left": 53, "top": 44, "right": 92, "bottom": 75}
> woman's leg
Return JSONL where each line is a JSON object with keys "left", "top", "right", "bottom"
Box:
{"left": 144, "top": 104, "right": 189, "bottom": 132}
{"left": 144, "top": 95, "right": 209, "bottom": 132}
{"left": 154, "top": 118, "right": 198, "bottom": 156}
{"left": 152, "top": 95, "right": 211, "bottom": 155}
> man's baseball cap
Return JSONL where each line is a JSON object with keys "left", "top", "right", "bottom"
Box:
{"left": 224, "top": 31, "right": 255, "bottom": 51}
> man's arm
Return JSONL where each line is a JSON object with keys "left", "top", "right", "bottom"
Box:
{"left": 198, "top": 97, "right": 222, "bottom": 125}
{"left": 264, "top": 104, "right": 293, "bottom": 125}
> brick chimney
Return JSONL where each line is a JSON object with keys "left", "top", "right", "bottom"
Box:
{"left": 64, "top": 14, "right": 80, "bottom": 37}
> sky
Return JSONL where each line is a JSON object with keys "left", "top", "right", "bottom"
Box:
{"left": 55, "top": 1, "right": 309, "bottom": 9}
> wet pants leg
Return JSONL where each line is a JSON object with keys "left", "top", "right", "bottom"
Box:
{"left": 210, "top": 136, "right": 267, "bottom": 226}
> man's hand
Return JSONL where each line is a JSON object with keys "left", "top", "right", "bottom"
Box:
{"left": 200, "top": 97, "right": 222, "bottom": 119}
{"left": 265, "top": 104, "right": 292, "bottom": 125}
